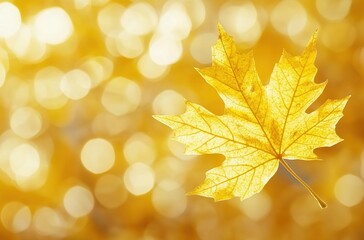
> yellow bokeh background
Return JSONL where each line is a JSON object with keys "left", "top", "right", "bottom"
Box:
{"left": 0, "top": 0, "right": 362, "bottom": 239}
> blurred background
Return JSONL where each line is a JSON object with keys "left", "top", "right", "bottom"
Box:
{"left": 0, "top": 0, "right": 362, "bottom": 239}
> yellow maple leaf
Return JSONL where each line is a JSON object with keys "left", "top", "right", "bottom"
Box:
{"left": 154, "top": 24, "right": 350, "bottom": 208}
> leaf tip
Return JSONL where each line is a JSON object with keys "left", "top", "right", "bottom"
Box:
{"left": 310, "top": 30, "right": 318, "bottom": 45}
{"left": 152, "top": 114, "right": 161, "bottom": 121}
{"left": 303, "top": 30, "right": 319, "bottom": 55}
{"left": 217, "top": 22, "right": 225, "bottom": 34}
{"left": 186, "top": 190, "right": 195, "bottom": 196}
{"left": 340, "top": 95, "right": 351, "bottom": 110}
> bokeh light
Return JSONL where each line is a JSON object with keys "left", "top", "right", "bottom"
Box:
{"left": 321, "top": 21, "right": 356, "bottom": 52}
{"left": 152, "top": 89, "right": 185, "bottom": 115}
{"left": 271, "top": 0, "right": 307, "bottom": 36}
{"left": 115, "top": 31, "right": 144, "bottom": 58}
{"left": 149, "top": 34, "right": 183, "bottom": 66}
{"left": 60, "top": 69, "right": 92, "bottom": 100}
{"left": 0, "top": 2, "right": 21, "bottom": 38}
{"left": 124, "top": 163, "right": 155, "bottom": 196}
{"left": 81, "top": 138, "right": 115, "bottom": 174}
{"left": 97, "top": 3, "right": 124, "bottom": 35}
{"left": 121, "top": 2, "right": 157, "bottom": 36}
{"left": 219, "top": 1, "right": 259, "bottom": 42}
{"left": 137, "top": 53, "right": 169, "bottom": 80}
{"left": 190, "top": 32, "right": 216, "bottom": 64}
{"left": 335, "top": 174, "right": 364, "bottom": 207}
{"left": 239, "top": 191, "right": 272, "bottom": 221}
{"left": 0, "top": 0, "right": 362, "bottom": 239}
{"left": 10, "top": 107, "right": 43, "bottom": 139}
{"left": 123, "top": 132, "right": 156, "bottom": 165}
{"left": 94, "top": 174, "right": 128, "bottom": 209}
{"left": 6, "top": 24, "right": 47, "bottom": 63}
{"left": 101, "top": 77, "right": 141, "bottom": 116}
{"left": 33, "top": 207, "right": 68, "bottom": 238}
{"left": 63, "top": 185, "right": 94, "bottom": 218}
{"left": 316, "top": 0, "right": 351, "bottom": 21}
{"left": 34, "top": 67, "right": 68, "bottom": 109}
{"left": 152, "top": 181, "right": 187, "bottom": 218}
{"left": 1, "top": 202, "right": 31, "bottom": 233}
{"left": 158, "top": 2, "right": 192, "bottom": 40}
{"left": 10, "top": 143, "right": 40, "bottom": 178}
{"left": 33, "top": 7, "right": 74, "bottom": 45}
{"left": 80, "top": 56, "right": 113, "bottom": 88}
{"left": 0, "top": 63, "right": 6, "bottom": 88}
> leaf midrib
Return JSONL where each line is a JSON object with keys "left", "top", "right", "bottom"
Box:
{"left": 278, "top": 53, "right": 310, "bottom": 154}
{"left": 219, "top": 34, "right": 278, "bottom": 157}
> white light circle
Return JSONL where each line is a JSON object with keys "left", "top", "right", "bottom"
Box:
{"left": 34, "top": 7, "right": 73, "bottom": 45}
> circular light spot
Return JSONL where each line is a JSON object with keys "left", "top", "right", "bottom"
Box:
{"left": 335, "top": 174, "right": 364, "bottom": 207}
{"left": 288, "top": 16, "right": 320, "bottom": 47}
{"left": 115, "top": 31, "right": 144, "bottom": 58}
{"left": 149, "top": 35, "right": 182, "bottom": 66}
{"left": 0, "top": 134, "right": 47, "bottom": 191}
{"left": 137, "top": 53, "right": 169, "bottom": 80}
{"left": 0, "top": 77, "right": 30, "bottom": 109}
{"left": 101, "top": 77, "right": 141, "bottom": 116}
{"left": 321, "top": 21, "right": 356, "bottom": 52}
{"left": 121, "top": 2, "right": 157, "bottom": 36}
{"left": 91, "top": 112, "right": 130, "bottom": 136}
{"left": 0, "top": 48, "right": 9, "bottom": 71}
{"left": 10, "top": 107, "right": 42, "bottom": 139}
{"left": 10, "top": 143, "right": 40, "bottom": 178}
{"left": 5, "top": 24, "right": 31, "bottom": 57}
{"left": 124, "top": 163, "right": 155, "bottom": 196}
{"left": 154, "top": 157, "right": 186, "bottom": 185}
{"left": 271, "top": 0, "right": 307, "bottom": 36}
{"left": 81, "top": 138, "right": 115, "bottom": 174}
{"left": 316, "top": 0, "right": 351, "bottom": 21}
{"left": 1, "top": 202, "right": 31, "bottom": 233}
{"left": 326, "top": 205, "right": 352, "bottom": 230}
{"left": 33, "top": 207, "right": 67, "bottom": 237}
{"left": 0, "top": 63, "right": 7, "bottom": 87}
{"left": 34, "top": 67, "right": 68, "bottom": 109}
{"left": 153, "top": 90, "right": 185, "bottom": 115}
{"left": 290, "top": 195, "right": 320, "bottom": 226}
{"left": 80, "top": 57, "right": 113, "bottom": 88}
{"left": 91, "top": 0, "right": 108, "bottom": 7}
{"left": 123, "top": 132, "right": 156, "bottom": 165}
{"left": 94, "top": 174, "right": 128, "bottom": 208}
{"left": 97, "top": 3, "right": 124, "bottom": 35}
{"left": 152, "top": 183, "right": 186, "bottom": 218}
{"left": 5, "top": 24, "right": 47, "bottom": 63}
{"left": 239, "top": 191, "right": 271, "bottom": 221}
{"left": 190, "top": 33, "right": 216, "bottom": 64}
{"left": 63, "top": 186, "right": 94, "bottom": 218}
{"left": 158, "top": 2, "right": 191, "bottom": 40}
{"left": 34, "top": 7, "right": 73, "bottom": 45}
{"left": 219, "top": 2, "right": 258, "bottom": 38}
{"left": 60, "top": 69, "right": 91, "bottom": 100}
{"left": 74, "top": 0, "right": 91, "bottom": 9}
{"left": 0, "top": 2, "right": 21, "bottom": 38}
{"left": 183, "top": 0, "right": 205, "bottom": 29}
{"left": 105, "top": 35, "right": 119, "bottom": 56}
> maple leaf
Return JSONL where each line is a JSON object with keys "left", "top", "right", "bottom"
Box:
{"left": 154, "top": 24, "right": 350, "bottom": 208}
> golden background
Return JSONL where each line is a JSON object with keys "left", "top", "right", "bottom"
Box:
{"left": 0, "top": 0, "right": 362, "bottom": 239}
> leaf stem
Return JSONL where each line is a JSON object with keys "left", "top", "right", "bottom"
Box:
{"left": 279, "top": 158, "right": 327, "bottom": 209}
